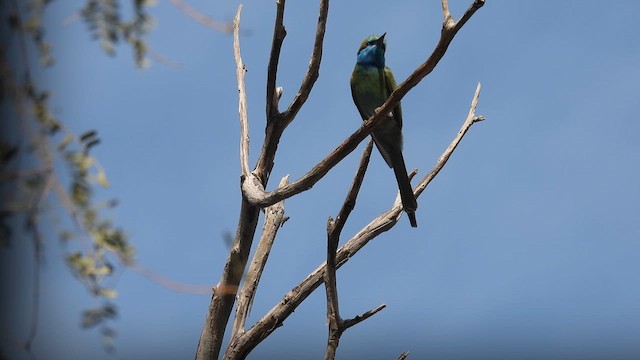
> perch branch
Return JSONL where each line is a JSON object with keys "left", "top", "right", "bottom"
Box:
{"left": 232, "top": 176, "right": 289, "bottom": 338}
{"left": 241, "top": 0, "right": 485, "bottom": 209}
{"left": 397, "top": 351, "right": 410, "bottom": 360}
{"left": 226, "top": 82, "right": 485, "bottom": 359}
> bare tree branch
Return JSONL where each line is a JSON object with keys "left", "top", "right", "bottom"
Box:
{"left": 170, "top": 0, "right": 233, "bottom": 32}
{"left": 265, "top": 0, "right": 286, "bottom": 120}
{"left": 241, "top": 0, "right": 485, "bottom": 209}
{"left": 330, "top": 140, "right": 373, "bottom": 239}
{"left": 255, "top": 0, "right": 329, "bottom": 183}
{"left": 397, "top": 351, "right": 410, "bottom": 360}
{"left": 232, "top": 176, "right": 289, "bottom": 338}
{"left": 324, "top": 141, "right": 382, "bottom": 360}
{"left": 197, "top": 1, "right": 330, "bottom": 358}
{"left": 196, "top": 6, "right": 262, "bottom": 360}
{"left": 225, "top": 82, "right": 485, "bottom": 359}
{"left": 233, "top": 5, "right": 250, "bottom": 177}
{"left": 199, "top": 2, "right": 484, "bottom": 359}
{"left": 414, "top": 83, "right": 484, "bottom": 198}
{"left": 280, "top": 0, "right": 329, "bottom": 127}
{"left": 342, "top": 304, "right": 387, "bottom": 329}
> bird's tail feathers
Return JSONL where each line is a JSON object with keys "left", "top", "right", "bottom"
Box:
{"left": 390, "top": 151, "right": 418, "bottom": 228}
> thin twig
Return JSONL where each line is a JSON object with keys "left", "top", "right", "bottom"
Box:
{"left": 232, "top": 176, "right": 289, "bottom": 338}
{"left": 397, "top": 351, "right": 410, "bottom": 360}
{"left": 234, "top": 6, "right": 250, "bottom": 177}
{"left": 324, "top": 141, "right": 374, "bottom": 359}
{"left": 127, "top": 263, "right": 213, "bottom": 294}
{"left": 280, "top": 0, "right": 329, "bottom": 126}
{"left": 170, "top": 0, "right": 233, "bottom": 32}
{"left": 342, "top": 304, "right": 387, "bottom": 329}
{"left": 414, "top": 83, "right": 483, "bottom": 198}
{"left": 265, "top": 0, "right": 287, "bottom": 120}
{"left": 254, "top": 0, "right": 329, "bottom": 183}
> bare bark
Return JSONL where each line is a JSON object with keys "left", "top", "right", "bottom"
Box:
{"left": 232, "top": 176, "right": 289, "bottom": 337}
{"left": 324, "top": 141, "right": 386, "bottom": 360}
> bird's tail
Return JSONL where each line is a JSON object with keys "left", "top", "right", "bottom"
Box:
{"left": 390, "top": 151, "right": 418, "bottom": 228}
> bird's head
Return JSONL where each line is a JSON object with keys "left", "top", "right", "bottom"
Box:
{"left": 356, "top": 33, "right": 386, "bottom": 67}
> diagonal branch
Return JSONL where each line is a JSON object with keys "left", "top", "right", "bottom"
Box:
{"left": 226, "top": 82, "right": 485, "bottom": 359}
{"left": 170, "top": 0, "right": 233, "bottom": 32}
{"left": 232, "top": 176, "right": 289, "bottom": 338}
{"left": 242, "top": 0, "right": 484, "bottom": 209}
{"left": 414, "top": 83, "right": 484, "bottom": 198}
{"left": 280, "top": 0, "right": 329, "bottom": 126}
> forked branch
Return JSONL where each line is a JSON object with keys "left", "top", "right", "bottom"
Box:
{"left": 324, "top": 141, "right": 386, "bottom": 359}
{"left": 232, "top": 176, "right": 289, "bottom": 338}
{"left": 241, "top": 0, "right": 485, "bottom": 208}
{"left": 226, "top": 82, "right": 485, "bottom": 359}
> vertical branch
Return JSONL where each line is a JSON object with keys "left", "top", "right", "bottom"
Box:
{"left": 234, "top": 4, "right": 250, "bottom": 177}
{"left": 198, "top": 1, "right": 332, "bottom": 358}
{"left": 254, "top": 0, "right": 329, "bottom": 183}
{"left": 232, "top": 176, "right": 289, "bottom": 338}
{"left": 266, "top": 0, "right": 286, "bottom": 120}
{"left": 196, "top": 6, "right": 262, "bottom": 360}
{"left": 324, "top": 141, "right": 385, "bottom": 360}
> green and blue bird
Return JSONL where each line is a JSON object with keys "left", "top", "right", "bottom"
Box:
{"left": 350, "top": 33, "right": 418, "bottom": 228}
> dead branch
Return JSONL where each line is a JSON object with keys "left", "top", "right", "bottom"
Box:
{"left": 324, "top": 141, "right": 386, "bottom": 360}
{"left": 196, "top": 2, "right": 329, "bottom": 358}
{"left": 225, "top": 82, "right": 485, "bottom": 359}
{"left": 241, "top": 0, "right": 485, "bottom": 208}
{"left": 232, "top": 176, "right": 289, "bottom": 338}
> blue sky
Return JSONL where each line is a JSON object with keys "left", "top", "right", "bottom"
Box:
{"left": 3, "top": 1, "right": 640, "bottom": 359}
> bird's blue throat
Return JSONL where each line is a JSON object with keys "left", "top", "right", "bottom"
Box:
{"left": 356, "top": 44, "right": 386, "bottom": 68}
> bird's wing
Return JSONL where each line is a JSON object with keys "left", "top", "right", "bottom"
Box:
{"left": 384, "top": 66, "right": 403, "bottom": 129}
{"left": 350, "top": 71, "right": 373, "bottom": 121}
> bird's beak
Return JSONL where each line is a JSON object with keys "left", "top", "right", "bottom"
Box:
{"left": 378, "top": 32, "right": 387, "bottom": 44}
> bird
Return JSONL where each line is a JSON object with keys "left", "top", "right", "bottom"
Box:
{"left": 350, "top": 33, "right": 418, "bottom": 228}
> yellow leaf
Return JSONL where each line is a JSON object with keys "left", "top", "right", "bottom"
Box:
{"left": 100, "top": 288, "right": 118, "bottom": 299}
{"left": 97, "top": 171, "right": 109, "bottom": 188}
